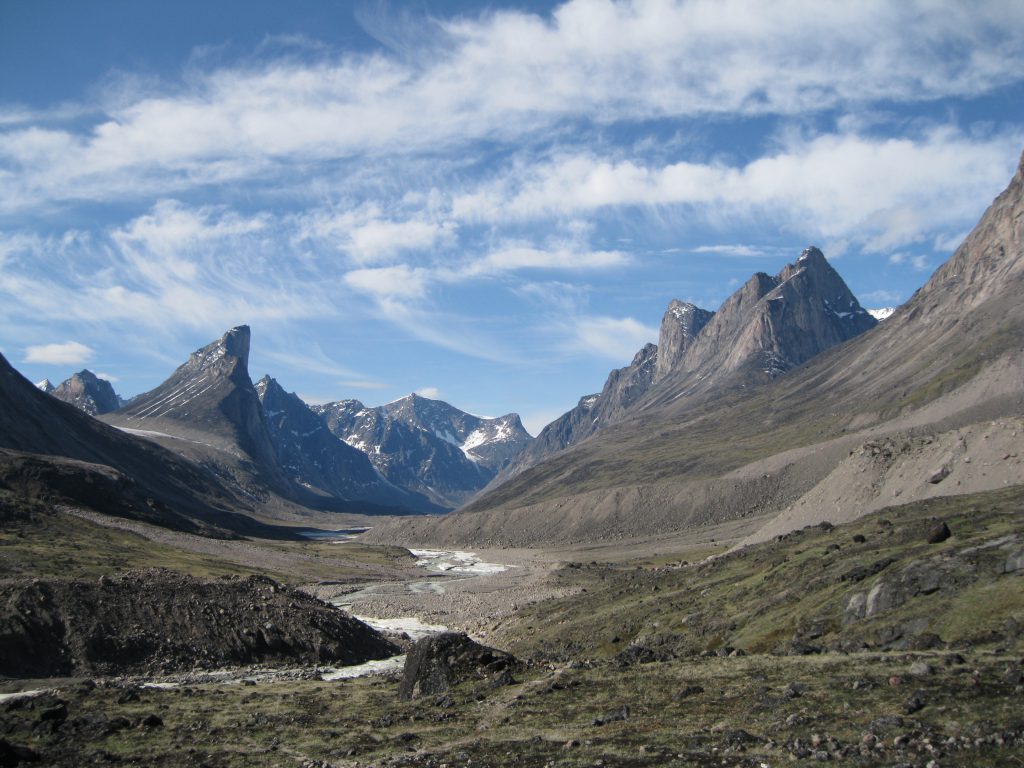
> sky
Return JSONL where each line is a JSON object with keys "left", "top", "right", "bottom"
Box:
{"left": 1, "top": 0, "right": 1023, "bottom": 435}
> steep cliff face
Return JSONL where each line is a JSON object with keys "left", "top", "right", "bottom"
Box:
{"left": 657, "top": 247, "right": 876, "bottom": 400}
{"left": 103, "top": 326, "right": 289, "bottom": 494}
{"left": 655, "top": 301, "right": 714, "bottom": 381}
{"left": 492, "top": 246, "right": 875, "bottom": 481}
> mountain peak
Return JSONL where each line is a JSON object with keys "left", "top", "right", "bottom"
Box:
{"left": 797, "top": 245, "right": 826, "bottom": 264}
{"left": 219, "top": 325, "right": 250, "bottom": 366}
{"left": 48, "top": 368, "right": 122, "bottom": 416}
{"left": 172, "top": 325, "right": 253, "bottom": 384}
{"left": 36, "top": 378, "right": 54, "bottom": 393}
{"left": 656, "top": 300, "right": 714, "bottom": 381}
{"left": 253, "top": 374, "right": 277, "bottom": 396}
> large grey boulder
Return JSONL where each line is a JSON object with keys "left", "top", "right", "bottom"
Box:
{"left": 398, "top": 632, "right": 516, "bottom": 701}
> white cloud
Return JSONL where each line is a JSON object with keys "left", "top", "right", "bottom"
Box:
{"left": 888, "top": 252, "right": 930, "bottom": 271}
{"left": 455, "top": 129, "right": 1023, "bottom": 251}
{"left": 94, "top": 371, "right": 120, "bottom": 383}
{"left": 301, "top": 206, "right": 457, "bottom": 265}
{"left": 575, "top": 316, "right": 657, "bottom": 361}
{"left": 467, "top": 245, "right": 627, "bottom": 275}
{"left": 25, "top": 341, "right": 94, "bottom": 365}
{"left": 3, "top": 1, "right": 1023, "bottom": 210}
{"left": 344, "top": 264, "right": 430, "bottom": 299}
{"left": 0, "top": 202, "right": 336, "bottom": 342}
{"left": 691, "top": 244, "right": 779, "bottom": 258}
{"left": 348, "top": 218, "right": 455, "bottom": 264}
{"left": 861, "top": 288, "right": 902, "bottom": 305}
{"left": 416, "top": 386, "right": 442, "bottom": 399}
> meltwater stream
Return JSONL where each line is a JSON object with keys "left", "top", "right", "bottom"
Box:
{"left": 319, "top": 543, "right": 513, "bottom": 679}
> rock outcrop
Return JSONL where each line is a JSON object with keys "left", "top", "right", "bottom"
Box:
{"left": 109, "top": 326, "right": 280, "bottom": 476}
{"left": 654, "top": 300, "right": 714, "bottom": 381}
{"left": 0, "top": 570, "right": 399, "bottom": 677}
{"left": 399, "top": 632, "right": 516, "bottom": 700}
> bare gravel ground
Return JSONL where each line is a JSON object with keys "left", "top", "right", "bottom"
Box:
{"left": 306, "top": 515, "right": 767, "bottom": 642}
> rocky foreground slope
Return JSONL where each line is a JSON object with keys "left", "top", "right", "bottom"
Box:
{"left": 1, "top": 486, "right": 1021, "bottom": 767}
{"left": 0, "top": 569, "right": 398, "bottom": 677}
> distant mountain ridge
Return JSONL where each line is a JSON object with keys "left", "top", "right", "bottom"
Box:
{"left": 37, "top": 370, "right": 122, "bottom": 416}
{"left": 96, "top": 326, "right": 528, "bottom": 514}
{"left": 315, "top": 393, "right": 532, "bottom": 509}
{"left": 496, "top": 245, "right": 876, "bottom": 482}
{"left": 255, "top": 376, "right": 444, "bottom": 514}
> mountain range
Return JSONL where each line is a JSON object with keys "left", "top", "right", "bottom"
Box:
{"left": 314, "top": 394, "right": 531, "bottom": 508}
{"left": 366, "top": 150, "right": 1024, "bottom": 547}
{"left": 10, "top": 151, "right": 1023, "bottom": 549}
{"left": 489, "top": 245, "right": 877, "bottom": 486}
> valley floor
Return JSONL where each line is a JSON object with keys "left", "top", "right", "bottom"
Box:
{"left": 2, "top": 488, "right": 1022, "bottom": 766}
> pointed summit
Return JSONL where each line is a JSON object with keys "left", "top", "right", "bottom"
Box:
{"left": 50, "top": 370, "right": 122, "bottom": 416}
{"left": 105, "top": 326, "right": 280, "bottom": 483}
{"left": 655, "top": 300, "right": 714, "bottom": 381}
{"left": 36, "top": 378, "right": 54, "bottom": 393}
{"left": 182, "top": 325, "right": 251, "bottom": 377}
{"left": 658, "top": 245, "right": 876, "bottom": 392}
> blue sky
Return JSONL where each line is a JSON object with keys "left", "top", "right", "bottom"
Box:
{"left": 2, "top": 0, "right": 1023, "bottom": 434}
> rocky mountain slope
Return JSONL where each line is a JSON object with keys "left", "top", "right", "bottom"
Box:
{"left": 315, "top": 393, "right": 531, "bottom": 508}
{"left": 490, "top": 246, "right": 876, "bottom": 485}
{"left": 101, "top": 327, "right": 423, "bottom": 516}
{"left": 645, "top": 245, "right": 877, "bottom": 406}
{"left": 255, "top": 376, "right": 443, "bottom": 514}
{"left": 104, "top": 326, "right": 283, "bottom": 481}
{"left": 369, "top": 151, "right": 1024, "bottom": 547}
{"left": 40, "top": 369, "right": 122, "bottom": 415}
{"left": 0, "top": 349, "right": 275, "bottom": 537}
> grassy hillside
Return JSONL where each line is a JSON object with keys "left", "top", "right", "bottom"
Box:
{"left": 497, "top": 486, "right": 1024, "bottom": 660}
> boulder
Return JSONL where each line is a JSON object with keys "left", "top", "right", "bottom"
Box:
{"left": 926, "top": 521, "right": 952, "bottom": 543}
{"left": 398, "top": 632, "right": 515, "bottom": 701}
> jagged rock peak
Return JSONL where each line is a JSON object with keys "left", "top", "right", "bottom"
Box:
{"left": 36, "top": 378, "right": 54, "bottom": 393}
{"left": 253, "top": 374, "right": 275, "bottom": 398}
{"left": 798, "top": 245, "right": 826, "bottom": 263}
{"left": 631, "top": 342, "right": 658, "bottom": 367}
{"left": 186, "top": 325, "right": 251, "bottom": 373}
{"left": 50, "top": 369, "right": 122, "bottom": 416}
{"left": 656, "top": 300, "right": 714, "bottom": 381}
